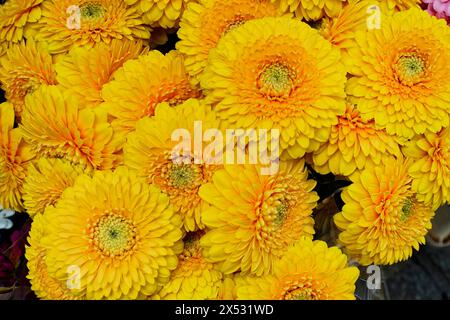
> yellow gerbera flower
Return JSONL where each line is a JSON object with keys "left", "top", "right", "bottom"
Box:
{"left": 334, "top": 158, "right": 435, "bottom": 265}
{"left": 346, "top": 9, "right": 450, "bottom": 139}
{"left": 153, "top": 231, "right": 223, "bottom": 300}
{"left": 0, "top": 0, "right": 43, "bottom": 43}
{"left": 29, "top": 0, "right": 150, "bottom": 54}
{"left": 124, "top": 0, "right": 194, "bottom": 28}
{"left": 403, "top": 129, "right": 450, "bottom": 210}
{"left": 177, "top": 0, "right": 285, "bottom": 85}
{"left": 236, "top": 238, "right": 359, "bottom": 300}
{"left": 312, "top": 104, "right": 403, "bottom": 177}
{"left": 124, "top": 100, "right": 220, "bottom": 232}
{"left": 26, "top": 213, "right": 79, "bottom": 300}
{"left": 55, "top": 39, "right": 147, "bottom": 109}
{"left": 101, "top": 50, "right": 201, "bottom": 136}
{"left": 0, "top": 39, "right": 57, "bottom": 118}
{"left": 271, "top": 0, "right": 346, "bottom": 20}
{"left": 42, "top": 167, "right": 183, "bottom": 299}
{"left": 20, "top": 86, "right": 122, "bottom": 170}
{"left": 201, "top": 17, "right": 346, "bottom": 159}
{"left": 199, "top": 160, "right": 318, "bottom": 276}
{"left": 23, "top": 158, "right": 85, "bottom": 218}
{"left": 0, "top": 102, "right": 35, "bottom": 211}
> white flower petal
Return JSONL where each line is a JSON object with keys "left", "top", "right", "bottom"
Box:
{"left": 0, "top": 218, "right": 13, "bottom": 230}
{"left": 0, "top": 209, "right": 15, "bottom": 218}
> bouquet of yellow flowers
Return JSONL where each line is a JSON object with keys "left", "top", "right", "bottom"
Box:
{"left": 0, "top": 0, "right": 448, "bottom": 300}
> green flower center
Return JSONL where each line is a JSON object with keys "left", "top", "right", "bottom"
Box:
{"left": 274, "top": 201, "right": 289, "bottom": 226}
{"left": 284, "top": 285, "right": 319, "bottom": 300}
{"left": 93, "top": 214, "right": 136, "bottom": 257}
{"left": 169, "top": 165, "right": 197, "bottom": 188}
{"left": 80, "top": 2, "right": 105, "bottom": 19}
{"left": 395, "top": 55, "right": 425, "bottom": 84}
{"left": 400, "top": 197, "right": 415, "bottom": 221}
{"left": 258, "top": 63, "right": 293, "bottom": 97}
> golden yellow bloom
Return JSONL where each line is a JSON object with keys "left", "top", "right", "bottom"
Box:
{"left": 320, "top": 0, "right": 367, "bottom": 47}
{"left": 379, "top": 0, "right": 420, "bottom": 12}
{"left": 55, "top": 40, "right": 147, "bottom": 109}
{"left": 346, "top": 9, "right": 450, "bottom": 139}
{"left": 0, "top": 102, "right": 35, "bottom": 211}
{"left": 199, "top": 160, "right": 318, "bottom": 276}
{"left": 201, "top": 17, "right": 346, "bottom": 159}
{"left": 403, "top": 129, "right": 450, "bottom": 210}
{"left": 177, "top": 0, "right": 285, "bottom": 85}
{"left": 334, "top": 158, "right": 435, "bottom": 265}
{"left": 312, "top": 104, "right": 403, "bottom": 177}
{"left": 102, "top": 50, "right": 201, "bottom": 136}
{"left": 319, "top": 0, "right": 378, "bottom": 68}
{"left": 42, "top": 167, "right": 183, "bottom": 299}
{"left": 20, "top": 86, "right": 122, "bottom": 170}
{"left": 272, "top": 0, "right": 346, "bottom": 20}
{"left": 26, "top": 213, "right": 79, "bottom": 300}
{"left": 124, "top": 100, "right": 219, "bottom": 232}
{"left": 124, "top": 0, "right": 194, "bottom": 28}
{"left": 23, "top": 158, "right": 85, "bottom": 218}
{"left": 236, "top": 238, "right": 359, "bottom": 300}
{"left": 0, "top": 0, "right": 42, "bottom": 43}
{"left": 30, "top": 0, "right": 150, "bottom": 54}
{"left": 153, "top": 231, "right": 223, "bottom": 300}
{"left": 0, "top": 40, "right": 57, "bottom": 118}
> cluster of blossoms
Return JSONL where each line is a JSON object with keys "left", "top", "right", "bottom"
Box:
{"left": 0, "top": 0, "right": 448, "bottom": 300}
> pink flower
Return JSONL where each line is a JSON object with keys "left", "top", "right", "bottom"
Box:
{"left": 423, "top": 0, "right": 450, "bottom": 24}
